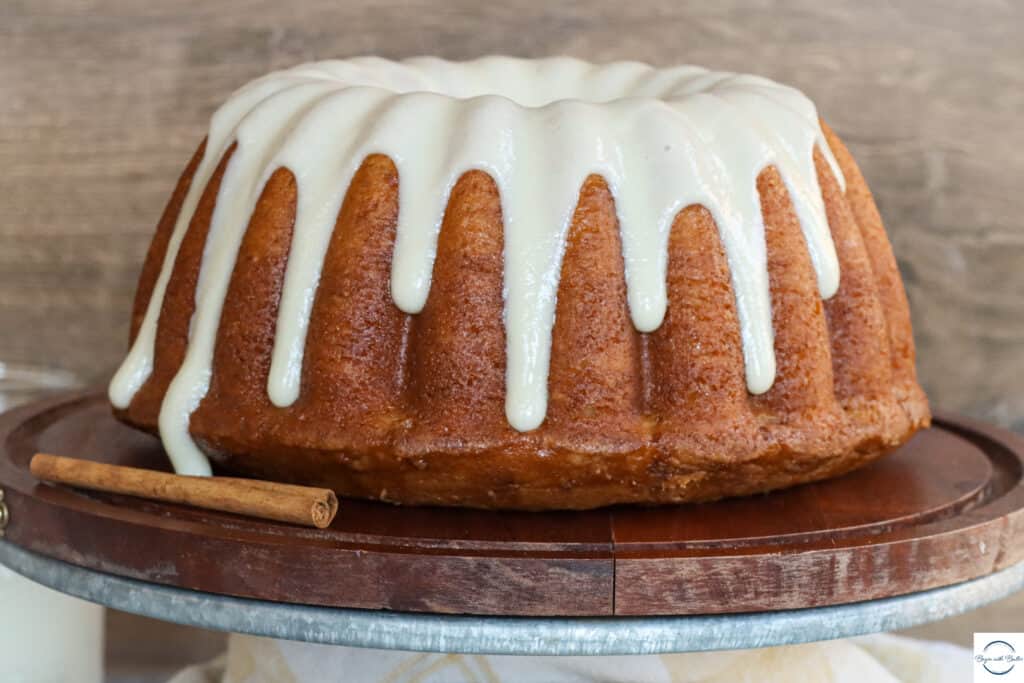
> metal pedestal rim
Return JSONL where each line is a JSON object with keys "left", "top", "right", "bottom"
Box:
{"left": 1, "top": 540, "right": 1021, "bottom": 655}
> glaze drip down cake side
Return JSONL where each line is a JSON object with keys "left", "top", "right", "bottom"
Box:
{"left": 109, "top": 56, "right": 930, "bottom": 510}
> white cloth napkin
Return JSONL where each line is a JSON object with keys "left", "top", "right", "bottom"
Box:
{"left": 168, "top": 633, "right": 969, "bottom": 683}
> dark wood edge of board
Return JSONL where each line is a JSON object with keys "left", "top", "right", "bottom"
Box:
{"left": 1, "top": 391, "right": 1022, "bottom": 617}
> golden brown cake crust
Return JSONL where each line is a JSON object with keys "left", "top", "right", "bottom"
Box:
{"left": 115, "top": 123, "right": 930, "bottom": 510}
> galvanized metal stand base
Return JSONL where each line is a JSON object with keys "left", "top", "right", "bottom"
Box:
{"left": 2, "top": 539, "right": 1021, "bottom": 655}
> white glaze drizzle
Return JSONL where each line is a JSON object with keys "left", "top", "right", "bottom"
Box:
{"left": 109, "top": 56, "right": 845, "bottom": 476}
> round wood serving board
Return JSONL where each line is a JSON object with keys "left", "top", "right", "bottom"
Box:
{"left": 1, "top": 391, "right": 1023, "bottom": 617}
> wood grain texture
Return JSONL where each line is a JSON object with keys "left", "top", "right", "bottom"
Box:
{"left": 0, "top": 0, "right": 1021, "bottom": 432}
{"left": 3, "top": 392, "right": 1024, "bottom": 616}
{"left": 2, "top": 393, "right": 616, "bottom": 617}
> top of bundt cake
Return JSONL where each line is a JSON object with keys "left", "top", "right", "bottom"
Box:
{"left": 111, "top": 56, "right": 855, "bottom": 480}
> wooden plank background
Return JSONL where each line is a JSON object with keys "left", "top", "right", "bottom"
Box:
{"left": 2, "top": 0, "right": 1022, "bottom": 430}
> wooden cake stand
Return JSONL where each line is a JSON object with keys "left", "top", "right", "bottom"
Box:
{"left": 2, "top": 391, "right": 1024, "bottom": 654}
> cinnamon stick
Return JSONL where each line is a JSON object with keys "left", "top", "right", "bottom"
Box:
{"left": 30, "top": 453, "right": 338, "bottom": 528}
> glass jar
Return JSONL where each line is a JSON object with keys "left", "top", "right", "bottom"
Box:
{"left": 0, "top": 364, "right": 104, "bottom": 683}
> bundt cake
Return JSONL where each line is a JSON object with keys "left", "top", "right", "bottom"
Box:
{"left": 110, "top": 56, "right": 930, "bottom": 510}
